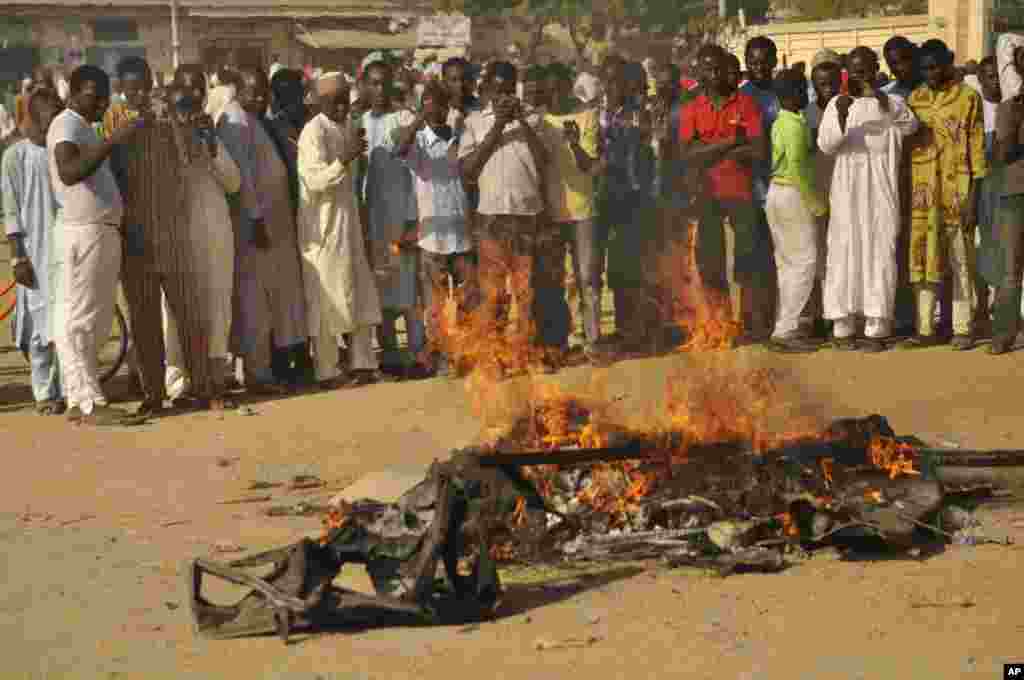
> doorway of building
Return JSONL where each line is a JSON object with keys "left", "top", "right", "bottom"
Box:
{"left": 201, "top": 45, "right": 267, "bottom": 74}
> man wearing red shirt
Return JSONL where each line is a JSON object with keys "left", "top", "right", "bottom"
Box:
{"left": 678, "top": 44, "right": 770, "bottom": 324}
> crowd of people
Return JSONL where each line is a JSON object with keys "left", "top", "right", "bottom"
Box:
{"left": 3, "top": 32, "right": 1024, "bottom": 427}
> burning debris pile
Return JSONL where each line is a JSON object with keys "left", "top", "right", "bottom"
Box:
{"left": 495, "top": 415, "right": 948, "bottom": 569}
{"left": 428, "top": 354, "right": 1021, "bottom": 579}
{"left": 187, "top": 249, "right": 1020, "bottom": 641}
{"left": 186, "top": 361, "right": 1019, "bottom": 643}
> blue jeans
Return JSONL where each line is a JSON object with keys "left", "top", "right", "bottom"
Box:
{"left": 28, "top": 336, "right": 62, "bottom": 403}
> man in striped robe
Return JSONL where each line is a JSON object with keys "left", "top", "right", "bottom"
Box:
{"left": 105, "top": 56, "right": 210, "bottom": 415}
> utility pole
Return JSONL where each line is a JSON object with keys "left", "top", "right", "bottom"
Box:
{"left": 719, "top": 0, "right": 727, "bottom": 18}
{"left": 170, "top": 0, "right": 181, "bottom": 69}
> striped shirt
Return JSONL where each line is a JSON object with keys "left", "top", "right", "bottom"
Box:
{"left": 103, "top": 105, "right": 189, "bottom": 272}
{"left": 403, "top": 124, "right": 470, "bottom": 255}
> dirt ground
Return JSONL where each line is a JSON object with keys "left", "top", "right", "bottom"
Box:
{"left": 2, "top": 335, "right": 1024, "bottom": 680}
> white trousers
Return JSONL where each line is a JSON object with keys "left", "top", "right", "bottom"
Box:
{"left": 766, "top": 184, "right": 818, "bottom": 338}
{"left": 833, "top": 316, "right": 891, "bottom": 339}
{"left": 916, "top": 226, "right": 976, "bottom": 336}
{"left": 53, "top": 223, "right": 122, "bottom": 413}
{"left": 161, "top": 291, "right": 234, "bottom": 400}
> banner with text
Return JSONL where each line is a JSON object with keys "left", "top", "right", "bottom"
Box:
{"left": 416, "top": 14, "right": 471, "bottom": 47}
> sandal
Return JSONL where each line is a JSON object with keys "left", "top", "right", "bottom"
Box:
{"left": 950, "top": 334, "right": 974, "bottom": 351}
{"left": 317, "top": 377, "right": 347, "bottom": 391}
{"left": 831, "top": 336, "right": 858, "bottom": 351}
{"left": 134, "top": 399, "right": 165, "bottom": 418}
{"left": 207, "top": 396, "right": 239, "bottom": 411}
{"left": 247, "top": 382, "right": 290, "bottom": 396}
{"left": 35, "top": 400, "right": 66, "bottom": 416}
{"left": 988, "top": 336, "right": 1014, "bottom": 355}
{"left": 404, "top": 364, "right": 435, "bottom": 380}
{"left": 860, "top": 337, "right": 888, "bottom": 353}
{"left": 901, "top": 334, "right": 940, "bottom": 349}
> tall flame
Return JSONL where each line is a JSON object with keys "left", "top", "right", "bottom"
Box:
{"left": 655, "top": 220, "right": 742, "bottom": 352}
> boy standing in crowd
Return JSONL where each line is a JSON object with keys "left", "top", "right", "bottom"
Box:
{"left": 394, "top": 81, "right": 475, "bottom": 377}
{"left": 967, "top": 56, "right": 1001, "bottom": 333}
{"left": 765, "top": 71, "right": 827, "bottom": 353}
{"left": 359, "top": 58, "right": 428, "bottom": 376}
{"left": 540, "top": 62, "right": 605, "bottom": 363}
{"left": 3, "top": 88, "right": 64, "bottom": 413}
{"left": 740, "top": 36, "right": 782, "bottom": 341}
{"left": 883, "top": 36, "right": 924, "bottom": 336}
{"left": 804, "top": 59, "right": 843, "bottom": 337}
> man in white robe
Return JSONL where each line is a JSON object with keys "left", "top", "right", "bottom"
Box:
{"left": 297, "top": 73, "right": 383, "bottom": 386}
{"left": 818, "top": 46, "right": 919, "bottom": 350}
{"left": 161, "top": 69, "right": 241, "bottom": 407}
{"left": 217, "top": 68, "right": 307, "bottom": 394}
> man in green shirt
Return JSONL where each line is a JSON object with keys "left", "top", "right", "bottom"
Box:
{"left": 765, "top": 70, "right": 827, "bottom": 353}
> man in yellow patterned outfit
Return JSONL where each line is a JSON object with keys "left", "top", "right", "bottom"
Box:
{"left": 906, "top": 39, "right": 988, "bottom": 350}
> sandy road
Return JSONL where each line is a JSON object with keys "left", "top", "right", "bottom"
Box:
{"left": 1, "top": 337, "right": 1024, "bottom": 679}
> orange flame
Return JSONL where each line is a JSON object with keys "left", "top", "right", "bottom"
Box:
{"left": 655, "top": 220, "right": 742, "bottom": 352}
{"left": 511, "top": 496, "right": 528, "bottom": 527}
{"left": 776, "top": 512, "right": 800, "bottom": 537}
{"left": 869, "top": 436, "right": 920, "bottom": 479}
{"left": 319, "top": 501, "right": 351, "bottom": 545}
{"left": 820, "top": 457, "right": 834, "bottom": 488}
{"left": 864, "top": 489, "right": 884, "bottom": 503}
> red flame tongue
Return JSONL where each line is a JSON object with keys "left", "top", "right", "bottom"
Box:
{"left": 869, "top": 436, "right": 920, "bottom": 479}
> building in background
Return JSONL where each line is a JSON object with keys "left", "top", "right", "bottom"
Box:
{"left": 0, "top": 0, "right": 434, "bottom": 90}
{"left": 736, "top": 0, "right": 1014, "bottom": 68}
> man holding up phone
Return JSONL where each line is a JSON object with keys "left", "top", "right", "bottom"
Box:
{"left": 818, "top": 46, "right": 919, "bottom": 352}
{"left": 457, "top": 61, "right": 550, "bottom": 369}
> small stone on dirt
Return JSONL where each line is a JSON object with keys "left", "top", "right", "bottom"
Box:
{"left": 213, "top": 540, "right": 245, "bottom": 553}
{"left": 533, "top": 637, "right": 557, "bottom": 651}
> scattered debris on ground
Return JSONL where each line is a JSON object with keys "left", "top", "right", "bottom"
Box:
{"left": 186, "top": 412, "right": 1018, "bottom": 643}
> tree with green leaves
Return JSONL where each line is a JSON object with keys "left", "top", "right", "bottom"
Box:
{"left": 430, "top": 0, "right": 744, "bottom": 67}
{"left": 769, "top": 0, "right": 926, "bottom": 21}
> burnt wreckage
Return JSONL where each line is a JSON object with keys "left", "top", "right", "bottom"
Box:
{"left": 188, "top": 415, "right": 1021, "bottom": 642}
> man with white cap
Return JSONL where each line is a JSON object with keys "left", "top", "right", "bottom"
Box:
{"left": 296, "top": 73, "right": 385, "bottom": 385}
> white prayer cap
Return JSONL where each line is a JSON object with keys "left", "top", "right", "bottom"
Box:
{"left": 997, "top": 33, "right": 1024, "bottom": 102}
{"left": 315, "top": 71, "right": 348, "bottom": 97}
{"left": 573, "top": 72, "right": 602, "bottom": 104}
